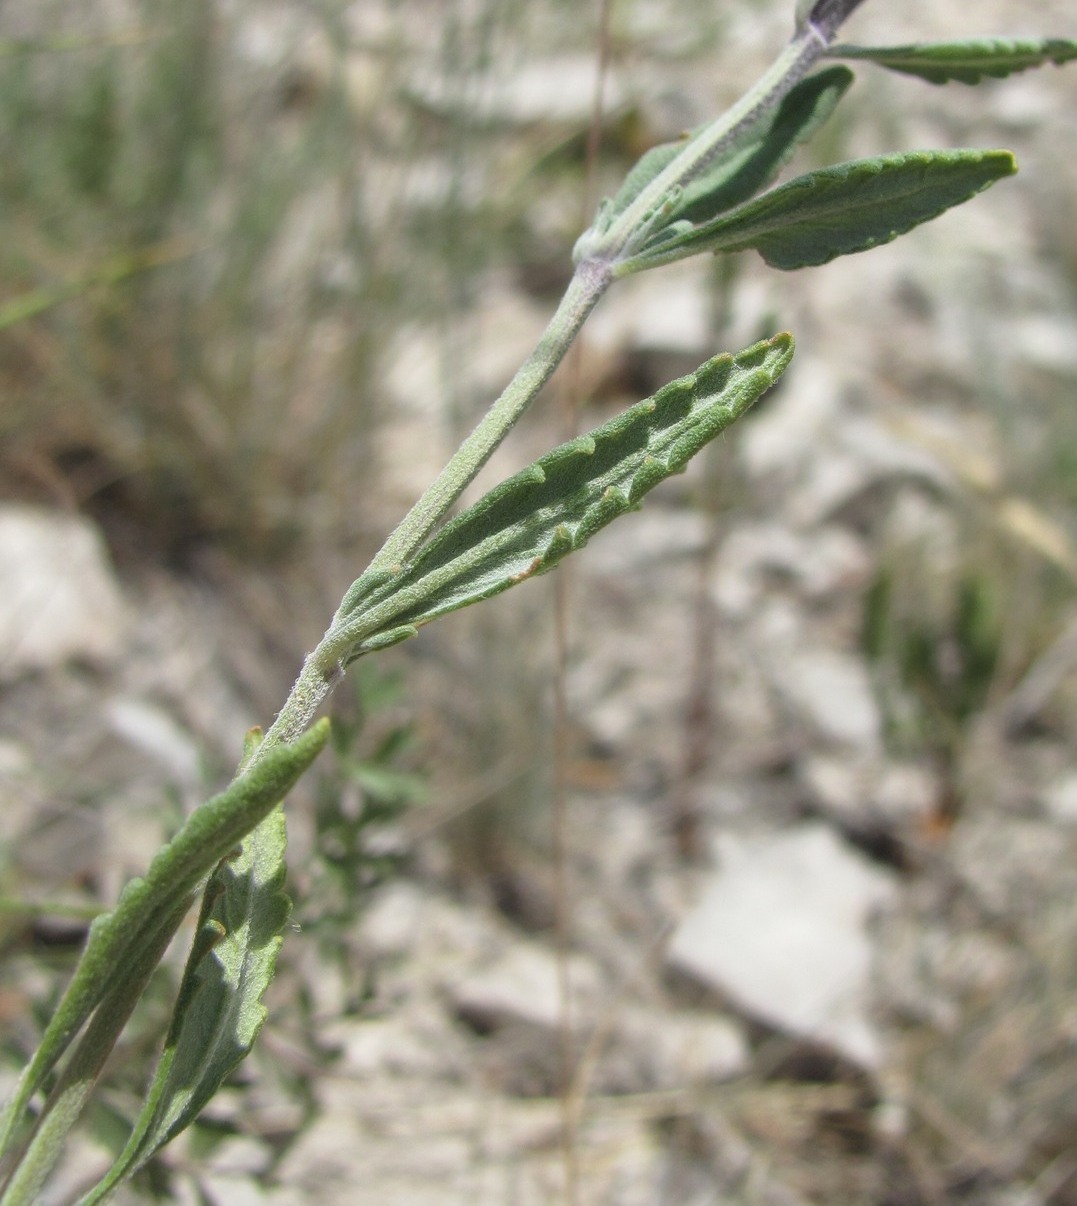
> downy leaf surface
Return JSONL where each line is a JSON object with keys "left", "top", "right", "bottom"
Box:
{"left": 829, "top": 38, "right": 1077, "bottom": 85}
{"left": 668, "top": 66, "right": 854, "bottom": 229}
{"left": 334, "top": 335, "right": 793, "bottom": 660}
{"left": 618, "top": 148, "right": 1016, "bottom": 273}
{"left": 81, "top": 782, "right": 296, "bottom": 1202}
{"left": 0, "top": 723, "right": 328, "bottom": 1179}
{"left": 577, "top": 68, "right": 853, "bottom": 263}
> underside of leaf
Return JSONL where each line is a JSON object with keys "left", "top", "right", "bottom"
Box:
{"left": 623, "top": 148, "right": 1016, "bottom": 273}
{"left": 580, "top": 67, "right": 854, "bottom": 267}
{"left": 828, "top": 38, "right": 1077, "bottom": 85}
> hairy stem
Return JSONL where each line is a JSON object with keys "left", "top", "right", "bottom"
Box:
{"left": 575, "top": 0, "right": 868, "bottom": 269}
{"left": 248, "top": 261, "right": 612, "bottom": 761}
{"left": 367, "top": 258, "right": 612, "bottom": 574}
{"left": 237, "top": 0, "right": 875, "bottom": 768}
{"left": 244, "top": 1, "right": 877, "bottom": 764}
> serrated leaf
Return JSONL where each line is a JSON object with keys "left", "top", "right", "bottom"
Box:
{"left": 620, "top": 148, "right": 1016, "bottom": 273}
{"left": 829, "top": 38, "right": 1077, "bottom": 85}
{"left": 0, "top": 723, "right": 328, "bottom": 1180}
{"left": 332, "top": 335, "right": 793, "bottom": 659}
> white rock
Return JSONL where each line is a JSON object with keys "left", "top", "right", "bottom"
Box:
{"left": 802, "top": 755, "right": 937, "bottom": 830}
{"left": 448, "top": 942, "right": 601, "bottom": 1034}
{"left": 1043, "top": 771, "right": 1077, "bottom": 824}
{"left": 356, "top": 880, "right": 428, "bottom": 961}
{"left": 841, "top": 415, "right": 954, "bottom": 487}
{"left": 774, "top": 648, "right": 882, "bottom": 750}
{"left": 782, "top": 450, "right": 870, "bottom": 527}
{"left": 322, "top": 1009, "right": 458, "bottom": 1080}
{"left": 106, "top": 696, "right": 203, "bottom": 786}
{"left": 582, "top": 507, "right": 710, "bottom": 576}
{"left": 586, "top": 260, "right": 714, "bottom": 357}
{"left": 413, "top": 56, "right": 624, "bottom": 125}
{"left": 949, "top": 817, "right": 1071, "bottom": 919}
{"left": 197, "top": 1175, "right": 268, "bottom": 1206}
{"left": 787, "top": 415, "right": 954, "bottom": 526}
{"left": 710, "top": 522, "right": 870, "bottom": 618}
{"left": 1011, "top": 313, "right": 1077, "bottom": 373}
{"left": 615, "top": 1007, "right": 749, "bottom": 1090}
{"left": 738, "top": 361, "right": 841, "bottom": 478}
{"left": 872, "top": 761, "right": 938, "bottom": 828}
{"left": 667, "top": 824, "right": 898, "bottom": 1068}
{"left": 800, "top": 755, "right": 864, "bottom": 822}
{"left": 0, "top": 739, "right": 30, "bottom": 778}
{"left": 0, "top": 505, "right": 128, "bottom": 679}
{"left": 204, "top": 1135, "right": 273, "bottom": 1176}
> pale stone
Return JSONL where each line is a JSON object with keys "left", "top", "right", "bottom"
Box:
{"left": 738, "top": 361, "right": 841, "bottom": 478}
{"left": 802, "top": 754, "right": 937, "bottom": 829}
{"left": 356, "top": 880, "right": 428, "bottom": 961}
{"left": 1043, "top": 771, "right": 1077, "bottom": 824}
{"left": 106, "top": 696, "right": 203, "bottom": 786}
{"left": 667, "top": 824, "right": 897, "bottom": 1068}
{"left": 413, "top": 55, "right": 624, "bottom": 125}
{"left": 585, "top": 261, "right": 714, "bottom": 357}
{"left": 775, "top": 648, "right": 882, "bottom": 750}
{"left": 710, "top": 522, "right": 870, "bottom": 618}
{"left": 0, "top": 505, "right": 128, "bottom": 679}
{"left": 614, "top": 1007, "right": 749, "bottom": 1090}
{"left": 448, "top": 942, "right": 601, "bottom": 1034}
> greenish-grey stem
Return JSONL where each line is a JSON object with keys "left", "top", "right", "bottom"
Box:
{"left": 575, "top": 6, "right": 863, "bottom": 270}
{"left": 368, "top": 258, "right": 612, "bottom": 575}
{"left": 246, "top": 0, "right": 874, "bottom": 765}
{"left": 253, "top": 261, "right": 610, "bottom": 759}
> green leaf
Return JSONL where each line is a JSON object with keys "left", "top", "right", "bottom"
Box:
{"left": 620, "top": 148, "right": 1016, "bottom": 273}
{"left": 584, "top": 67, "right": 853, "bottom": 259}
{"left": 829, "top": 38, "right": 1077, "bottom": 85}
{"left": 0, "top": 722, "right": 329, "bottom": 1181}
{"left": 81, "top": 802, "right": 293, "bottom": 1202}
{"left": 603, "top": 136, "right": 686, "bottom": 227}
{"left": 332, "top": 335, "right": 794, "bottom": 660}
{"left": 669, "top": 66, "right": 855, "bottom": 229}
{"left": 0, "top": 895, "right": 193, "bottom": 1206}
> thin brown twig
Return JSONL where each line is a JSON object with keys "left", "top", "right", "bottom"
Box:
{"left": 552, "top": 2, "right": 615, "bottom": 1202}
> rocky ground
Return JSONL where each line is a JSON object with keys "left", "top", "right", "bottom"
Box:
{"left": 2, "top": 0, "right": 1077, "bottom": 1202}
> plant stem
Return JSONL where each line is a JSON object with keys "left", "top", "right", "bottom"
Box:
{"left": 251, "top": 0, "right": 875, "bottom": 764}
{"left": 252, "top": 262, "right": 610, "bottom": 759}
{"left": 367, "top": 257, "right": 612, "bottom": 574}
{"left": 0, "top": 895, "right": 191, "bottom": 1205}
{"left": 252, "top": 653, "right": 340, "bottom": 760}
{"left": 575, "top": 5, "right": 865, "bottom": 270}
{"left": 246, "top": 0, "right": 879, "bottom": 763}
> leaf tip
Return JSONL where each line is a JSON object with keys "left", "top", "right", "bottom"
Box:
{"left": 357, "top": 626, "right": 419, "bottom": 656}
{"left": 770, "top": 330, "right": 796, "bottom": 362}
{"left": 995, "top": 149, "right": 1018, "bottom": 176}
{"left": 242, "top": 727, "right": 264, "bottom": 763}
{"left": 309, "top": 717, "right": 332, "bottom": 745}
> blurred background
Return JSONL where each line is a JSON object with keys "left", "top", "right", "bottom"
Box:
{"left": 1, "top": 0, "right": 1076, "bottom": 1201}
